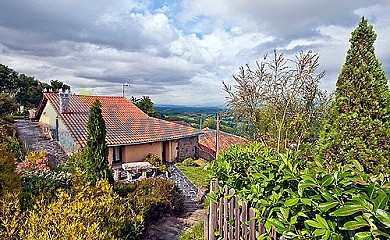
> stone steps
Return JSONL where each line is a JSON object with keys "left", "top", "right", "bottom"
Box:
{"left": 140, "top": 165, "right": 205, "bottom": 240}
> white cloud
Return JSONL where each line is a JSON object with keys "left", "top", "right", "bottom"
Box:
{"left": 0, "top": 0, "right": 389, "bottom": 106}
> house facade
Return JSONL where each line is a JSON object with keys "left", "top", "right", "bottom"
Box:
{"left": 35, "top": 91, "right": 200, "bottom": 166}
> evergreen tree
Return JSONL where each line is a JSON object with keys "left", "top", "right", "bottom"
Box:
{"left": 84, "top": 99, "right": 113, "bottom": 185}
{"left": 316, "top": 17, "right": 390, "bottom": 174}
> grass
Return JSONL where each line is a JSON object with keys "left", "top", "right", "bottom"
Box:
{"left": 179, "top": 220, "right": 204, "bottom": 240}
{"left": 194, "top": 159, "right": 208, "bottom": 168}
{"left": 176, "top": 159, "right": 211, "bottom": 189}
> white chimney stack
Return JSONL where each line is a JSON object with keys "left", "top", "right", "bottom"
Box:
{"left": 59, "top": 90, "right": 71, "bottom": 113}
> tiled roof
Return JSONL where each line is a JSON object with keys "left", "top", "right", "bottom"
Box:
{"left": 42, "top": 93, "right": 200, "bottom": 147}
{"left": 198, "top": 128, "right": 247, "bottom": 156}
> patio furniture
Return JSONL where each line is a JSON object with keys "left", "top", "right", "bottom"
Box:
{"left": 122, "top": 162, "right": 157, "bottom": 181}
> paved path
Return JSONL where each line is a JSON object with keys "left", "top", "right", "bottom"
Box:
{"left": 169, "top": 165, "right": 199, "bottom": 202}
{"left": 140, "top": 165, "right": 205, "bottom": 240}
{"left": 14, "top": 119, "right": 68, "bottom": 166}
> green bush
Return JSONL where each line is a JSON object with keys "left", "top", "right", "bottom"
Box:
{"left": 0, "top": 94, "right": 18, "bottom": 117}
{"left": 144, "top": 153, "right": 168, "bottom": 173}
{"left": 0, "top": 143, "right": 24, "bottom": 239}
{"left": 0, "top": 191, "right": 24, "bottom": 240}
{"left": 68, "top": 148, "right": 87, "bottom": 174}
{"left": 21, "top": 170, "right": 72, "bottom": 203}
{"left": 23, "top": 178, "right": 144, "bottom": 240}
{"left": 211, "top": 142, "right": 390, "bottom": 239}
{"left": 0, "top": 145, "right": 21, "bottom": 197}
{"left": 0, "top": 118, "right": 23, "bottom": 160}
{"left": 180, "top": 158, "right": 198, "bottom": 167}
{"left": 115, "top": 178, "right": 183, "bottom": 225}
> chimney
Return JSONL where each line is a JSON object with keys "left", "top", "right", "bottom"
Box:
{"left": 59, "top": 89, "right": 71, "bottom": 113}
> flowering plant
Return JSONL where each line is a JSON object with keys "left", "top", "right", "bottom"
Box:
{"left": 15, "top": 151, "right": 50, "bottom": 174}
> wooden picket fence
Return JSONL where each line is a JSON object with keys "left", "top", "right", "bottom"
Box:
{"left": 204, "top": 179, "right": 284, "bottom": 240}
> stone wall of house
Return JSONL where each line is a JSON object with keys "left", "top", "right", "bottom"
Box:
{"left": 177, "top": 136, "right": 198, "bottom": 160}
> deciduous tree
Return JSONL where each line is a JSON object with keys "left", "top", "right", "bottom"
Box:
{"left": 0, "top": 94, "right": 18, "bottom": 117}
{"left": 0, "top": 64, "right": 18, "bottom": 94}
{"left": 224, "top": 51, "right": 330, "bottom": 152}
{"left": 15, "top": 74, "right": 42, "bottom": 107}
{"left": 132, "top": 95, "right": 163, "bottom": 118}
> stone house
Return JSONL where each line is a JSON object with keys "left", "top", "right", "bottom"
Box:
{"left": 198, "top": 128, "right": 247, "bottom": 161}
{"left": 34, "top": 91, "right": 200, "bottom": 166}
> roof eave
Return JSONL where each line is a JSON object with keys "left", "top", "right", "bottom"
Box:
{"left": 107, "top": 132, "right": 201, "bottom": 147}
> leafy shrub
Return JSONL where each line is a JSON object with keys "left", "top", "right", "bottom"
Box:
{"left": 67, "top": 148, "right": 86, "bottom": 173}
{"left": 115, "top": 178, "right": 183, "bottom": 225}
{"left": 1, "top": 130, "right": 23, "bottom": 160}
{"left": 14, "top": 151, "right": 72, "bottom": 207}
{"left": 144, "top": 153, "right": 168, "bottom": 173}
{"left": 0, "top": 144, "right": 23, "bottom": 239}
{"left": 0, "top": 145, "right": 21, "bottom": 196}
{"left": 23, "top": 178, "right": 144, "bottom": 239}
{"left": 211, "top": 142, "right": 390, "bottom": 239}
{"left": 0, "top": 94, "right": 18, "bottom": 117}
{"left": 21, "top": 170, "right": 72, "bottom": 199}
{"left": 180, "top": 158, "right": 198, "bottom": 167}
{"left": 0, "top": 191, "right": 24, "bottom": 240}
{"left": 0, "top": 117, "right": 23, "bottom": 160}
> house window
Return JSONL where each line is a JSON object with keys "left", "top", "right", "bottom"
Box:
{"left": 112, "top": 146, "right": 122, "bottom": 164}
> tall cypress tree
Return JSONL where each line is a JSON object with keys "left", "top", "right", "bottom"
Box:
{"left": 84, "top": 99, "right": 113, "bottom": 185}
{"left": 316, "top": 17, "right": 390, "bottom": 174}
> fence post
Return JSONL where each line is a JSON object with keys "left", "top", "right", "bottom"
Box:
{"left": 271, "top": 226, "right": 277, "bottom": 240}
{"left": 205, "top": 179, "right": 281, "bottom": 240}
{"left": 234, "top": 195, "right": 240, "bottom": 240}
{"left": 208, "top": 180, "right": 218, "bottom": 240}
{"left": 228, "top": 189, "right": 234, "bottom": 239}
{"left": 241, "top": 200, "right": 248, "bottom": 240}
{"left": 223, "top": 186, "right": 228, "bottom": 239}
{"left": 249, "top": 208, "right": 256, "bottom": 240}
{"left": 218, "top": 196, "right": 223, "bottom": 234}
{"left": 204, "top": 214, "right": 209, "bottom": 240}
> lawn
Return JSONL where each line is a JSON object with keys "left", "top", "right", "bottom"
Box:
{"left": 176, "top": 159, "right": 211, "bottom": 189}
{"left": 179, "top": 221, "right": 204, "bottom": 240}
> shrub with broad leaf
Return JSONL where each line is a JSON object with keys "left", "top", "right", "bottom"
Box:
{"left": 211, "top": 142, "right": 390, "bottom": 239}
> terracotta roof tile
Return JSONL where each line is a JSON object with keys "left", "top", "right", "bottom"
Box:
{"left": 43, "top": 93, "right": 200, "bottom": 147}
{"left": 198, "top": 128, "right": 247, "bottom": 157}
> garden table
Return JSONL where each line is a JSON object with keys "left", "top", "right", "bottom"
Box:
{"left": 122, "top": 162, "right": 156, "bottom": 180}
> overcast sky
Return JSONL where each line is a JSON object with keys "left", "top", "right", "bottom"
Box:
{"left": 0, "top": 1, "right": 389, "bottom": 106}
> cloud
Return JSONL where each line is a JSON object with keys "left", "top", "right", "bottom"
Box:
{"left": 0, "top": 0, "right": 389, "bottom": 106}
{"left": 180, "top": 0, "right": 382, "bottom": 39}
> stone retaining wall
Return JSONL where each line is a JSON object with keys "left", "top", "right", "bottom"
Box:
{"left": 177, "top": 136, "right": 198, "bottom": 160}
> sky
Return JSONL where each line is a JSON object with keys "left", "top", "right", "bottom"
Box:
{"left": 0, "top": 1, "right": 389, "bottom": 107}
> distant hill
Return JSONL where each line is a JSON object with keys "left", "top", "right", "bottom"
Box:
{"left": 154, "top": 104, "right": 224, "bottom": 115}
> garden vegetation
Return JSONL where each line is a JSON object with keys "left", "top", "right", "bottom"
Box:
{"left": 210, "top": 17, "right": 389, "bottom": 240}
{"left": 0, "top": 99, "right": 183, "bottom": 239}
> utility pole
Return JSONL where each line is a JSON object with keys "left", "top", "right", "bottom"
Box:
{"left": 216, "top": 113, "right": 220, "bottom": 157}
{"left": 199, "top": 116, "right": 203, "bottom": 131}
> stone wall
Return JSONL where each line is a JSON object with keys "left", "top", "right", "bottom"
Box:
{"left": 177, "top": 136, "right": 198, "bottom": 160}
